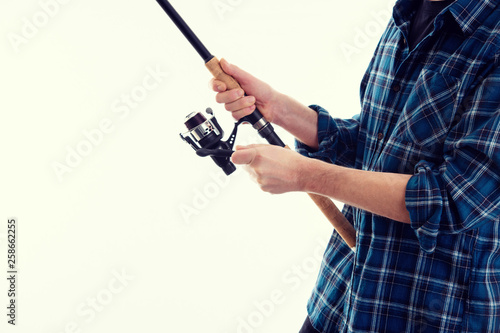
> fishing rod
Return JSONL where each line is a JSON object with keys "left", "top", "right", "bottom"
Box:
{"left": 156, "top": 0, "right": 284, "bottom": 147}
{"left": 156, "top": 0, "right": 356, "bottom": 250}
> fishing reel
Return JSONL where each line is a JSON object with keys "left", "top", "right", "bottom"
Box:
{"left": 180, "top": 108, "right": 242, "bottom": 175}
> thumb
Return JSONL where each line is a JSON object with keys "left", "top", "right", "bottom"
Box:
{"left": 220, "top": 59, "right": 256, "bottom": 88}
{"left": 231, "top": 146, "right": 257, "bottom": 165}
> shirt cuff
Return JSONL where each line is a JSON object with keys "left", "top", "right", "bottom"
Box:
{"left": 294, "top": 105, "right": 340, "bottom": 163}
{"left": 405, "top": 160, "right": 443, "bottom": 253}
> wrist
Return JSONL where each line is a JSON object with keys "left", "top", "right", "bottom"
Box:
{"left": 297, "top": 157, "right": 338, "bottom": 194}
{"left": 268, "top": 91, "right": 289, "bottom": 127}
{"left": 271, "top": 94, "right": 319, "bottom": 149}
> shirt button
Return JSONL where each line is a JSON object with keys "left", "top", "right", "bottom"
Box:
{"left": 378, "top": 133, "right": 384, "bottom": 140}
{"left": 393, "top": 84, "right": 401, "bottom": 92}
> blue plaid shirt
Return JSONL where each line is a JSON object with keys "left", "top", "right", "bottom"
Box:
{"left": 296, "top": 0, "right": 500, "bottom": 332}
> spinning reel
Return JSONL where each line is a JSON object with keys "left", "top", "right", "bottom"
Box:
{"left": 180, "top": 108, "right": 245, "bottom": 175}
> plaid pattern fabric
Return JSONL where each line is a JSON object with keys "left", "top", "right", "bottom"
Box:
{"left": 295, "top": 0, "right": 500, "bottom": 332}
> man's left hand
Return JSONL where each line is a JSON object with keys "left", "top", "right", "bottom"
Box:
{"left": 231, "top": 144, "right": 309, "bottom": 194}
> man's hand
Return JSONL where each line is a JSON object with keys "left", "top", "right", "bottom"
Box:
{"left": 209, "top": 59, "right": 283, "bottom": 124}
{"left": 232, "top": 143, "right": 412, "bottom": 224}
{"left": 209, "top": 59, "right": 320, "bottom": 149}
{"left": 231, "top": 144, "right": 310, "bottom": 194}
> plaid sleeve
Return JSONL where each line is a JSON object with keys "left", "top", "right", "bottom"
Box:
{"left": 406, "top": 64, "right": 500, "bottom": 253}
{"left": 295, "top": 105, "right": 360, "bottom": 168}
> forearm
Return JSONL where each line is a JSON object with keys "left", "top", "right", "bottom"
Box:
{"left": 302, "top": 158, "right": 412, "bottom": 224}
{"left": 273, "top": 93, "right": 319, "bottom": 150}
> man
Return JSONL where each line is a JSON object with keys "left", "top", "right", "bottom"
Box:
{"left": 210, "top": 0, "right": 500, "bottom": 331}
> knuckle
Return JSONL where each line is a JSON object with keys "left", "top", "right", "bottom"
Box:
{"left": 232, "top": 111, "right": 244, "bottom": 120}
{"left": 253, "top": 164, "right": 263, "bottom": 176}
{"left": 243, "top": 106, "right": 255, "bottom": 115}
{"left": 232, "top": 89, "right": 243, "bottom": 100}
{"left": 242, "top": 98, "right": 251, "bottom": 107}
{"left": 215, "top": 93, "right": 224, "bottom": 104}
{"left": 213, "top": 80, "right": 226, "bottom": 92}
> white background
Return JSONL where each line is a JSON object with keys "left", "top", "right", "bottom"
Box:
{"left": 0, "top": 0, "right": 394, "bottom": 332}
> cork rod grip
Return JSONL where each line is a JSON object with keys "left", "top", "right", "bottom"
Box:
{"left": 307, "top": 193, "right": 357, "bottom": 248}
{"left": 206, "top": 57, "right": 241, "bottom": 90}
{"left": 206, "top": 57, "right": 357, "bottom": 250}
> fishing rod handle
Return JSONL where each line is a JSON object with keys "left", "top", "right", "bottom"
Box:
{"left": 206, "top": 57, "right": 285, "bottom": 147}
{"left": 206, "top": 57, "right": 241, "bottom": 90}
{"left": 307, "top": 193, "right": 357, "bottom": 249}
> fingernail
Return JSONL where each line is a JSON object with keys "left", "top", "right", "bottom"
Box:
{"left": 238, "top": 89, "right": 244, "bottom": 97}
{"left": 215, "top": 84, "right": 223, "bottom": 92}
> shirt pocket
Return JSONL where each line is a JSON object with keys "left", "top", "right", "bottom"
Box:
{"left": 394, "top": 69, "right": 461, "bottom": 147}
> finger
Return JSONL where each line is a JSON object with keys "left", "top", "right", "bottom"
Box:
{"left": 215, "top": 88, "right": 244, "bottom": 104}
{"left": 209, "top": 79, "right": 227, "bottom": 93}
{"left": 224, "top": 96, "right": 256, "bottom": 112}
{"left": 231, "top": 105, "right": 256, "bottom": 120}
{"left": 231, "top": 147, "right": 257, "bottom": 165}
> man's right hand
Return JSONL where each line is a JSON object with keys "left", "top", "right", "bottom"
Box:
{"left": 209, "top": 59, "right": 283, "bottom": 125}
{"left": 209, "top": 59, "right": 319, "bottom": 149}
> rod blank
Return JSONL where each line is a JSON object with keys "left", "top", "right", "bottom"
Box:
{"left": 156, "top": 0, "right": 213, "bottom": 62}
